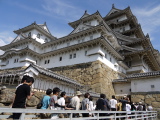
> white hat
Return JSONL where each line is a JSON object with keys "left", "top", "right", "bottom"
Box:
{"left": 76, "top": 91, "right": 82, "bottom": 96}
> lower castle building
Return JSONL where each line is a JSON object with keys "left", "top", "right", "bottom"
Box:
{"left": 0, "top": 4, "right": 160, "bottom": 104}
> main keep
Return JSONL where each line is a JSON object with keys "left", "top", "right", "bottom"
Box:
{"left": 0, "top": 5, "right": 160, "bottom": 100}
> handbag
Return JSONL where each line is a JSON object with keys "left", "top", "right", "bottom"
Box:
{"left": 36, "top": 96, "right": 44, "bottom": 109}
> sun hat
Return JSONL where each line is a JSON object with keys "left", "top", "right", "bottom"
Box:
{"left": 76, "top": 91, "right": 82, "bottom": 96}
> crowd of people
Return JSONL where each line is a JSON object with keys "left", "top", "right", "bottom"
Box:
{"left": 12, "top": 75, "right": 153, "bottom": 120}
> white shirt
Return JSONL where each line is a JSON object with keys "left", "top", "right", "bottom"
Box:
{"left": 126, "top": 104, "right": 131, "bottom": 114}
{"left": 110, "top": 99, "right": 117, "bottom": 108}
{"left": 57, "top": 97, "right": 65, "bottom": 110}
{"left": 70, "top": 96, "right": 80, "bottom": 110}
{"left": 88, "top": 101, "right": 94, "bottom": 111}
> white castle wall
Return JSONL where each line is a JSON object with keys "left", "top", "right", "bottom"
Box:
{"left": 113, "top": 82, "right": 131, "bottom": 95}
{"left": 131, "top": 77, "right": 160, "bottom": 92}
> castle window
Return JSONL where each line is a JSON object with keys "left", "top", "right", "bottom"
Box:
{"left": 48, "top": 60, "right": 50, "bottom": 64}
{"left": 90, "top": 35, "right": 93, "bottom": 40}
{"left": 73, "top": 53, "right": 76, "bottom": 58}
{"left": 69, "top": 54, "right": 72, "bottom": 59}
{"left": 28, "top": 32, "right": 31, "bottom": 37}
{"left": 45, "top": 38, "right": 48, "bottom": 42}
{"left": 82, "top": 38, "right": 85, "bottom": 42}
{"left": 110, "top": 57, "right": 112, "bottom": 62}
{"left": 105, "top": 53, "right": 107, "bottom": 58}
{"left": 151, "top": 85, "right": 155, "bottom": 88}
{"left": 44, "top": 60, "right": 47, "bottom": 64}
{"left": 120, "top": 90, "right": 123, "bottom": 92}
{"left": 59, "top": 57, "right": 62, "bottom": 61}
{"left": 126, "top": 61, "right": 132, "bottom": 67}
{"left": 85, "top": 51, "right": 87, "bottom": 56}
{"left": 37, "top": 33, "right": 41, "bottom": 39}
{"left": 14, "top": 59, "right": 19, "bottom": 63}
{"left": 67, "top": 42, "right": 70, "bottom": 46}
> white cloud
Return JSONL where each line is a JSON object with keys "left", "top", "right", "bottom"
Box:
{"left": 132, "top": 4, "right": 160, "bottom": 35}
{"left": 0, "top": 32, "right": 14, "bottom": 44}
{"left": 42, "top": 0, "right": 84, "bottom": 21}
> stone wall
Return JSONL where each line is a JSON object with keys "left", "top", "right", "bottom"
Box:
{"left": 0, "top": 88, "right": 45, "bottom": 107}
{"left": 50, "top": 60, "right": 118, "bottom": 98}
{"left": 131, "top": 93, "right": 160, "bottom": 118}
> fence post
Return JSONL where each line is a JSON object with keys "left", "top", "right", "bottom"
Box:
{"left": 135, "top": 112, "right": 137, "bottom": 119}
{"left": 114, "top": 113, "right": 116, "bottom": 120}
{"left": 70, "top": 112, "right": 72, "bottom": 120}
{"left": 97, "top": 112, "right": 99, "bottom": 120}
{"left": 20, "top": 112, "right": 25, "bottom": 120}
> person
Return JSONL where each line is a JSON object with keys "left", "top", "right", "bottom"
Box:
{"left": 96, "top": 94, "right": 107, "bottom": 119}
{"left": 81, "top": 93, "right": 90, "bottom": 117}
{"left": 130, "top": 102, "right": 136, "bottom": 111}
{"left": 117, "top": 99, "right": 122, "bottom": 111}
{"left": 121, "top": 96, "right": 129, "bottom": 120}
{"left": 70, "top": 91, "right": 82, "bottom": 117}
{"left": 147, "top": 104, "right": 153, "bottom": 111}
{"left": 126, "top": 102, "right": 131, "bottom": 115}
{"left": 57, "top": 91, "right": 73, "bottom": 118}
{"left": 41, "top": 89, "right": 52, "bottom": 109}
{"left": 88, "top": 96, "right": 94, "bottom": 117}
{"left": 121, "top": 96, "right": 129, "bottom": 111}
{"left": 12, "top": 75, "right": 34, "bottom": 119}
{"left": 16, "top": 75, "right": 28, "bottom": 89}
{"left": 137, "top": 102, "right": 143, "bottom": 111}
{"left": 110, "top": 95, "right": 117, "bottom": 111}
{"left": 50, "top": 87, "right": 61, "bottom": 119}
{"left": 40, "top": 89, "right": 52, "bottom": 118}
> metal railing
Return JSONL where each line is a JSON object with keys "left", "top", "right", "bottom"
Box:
{"left": 0, "top": 108, "right": 157, "bottom": 120}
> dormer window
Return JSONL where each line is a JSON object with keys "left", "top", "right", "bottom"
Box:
{"left": 37, "top": 33, "right": 41, "bottom": 39}
{"left": 28, "top": 32, "right": 31, "bottom": 37}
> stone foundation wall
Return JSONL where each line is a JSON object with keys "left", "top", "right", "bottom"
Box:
{"left": 131, "top": 93, "right": 160, "bottom": 118}
{"left": 50, "top": 60, "right": 118, "bottom": 98}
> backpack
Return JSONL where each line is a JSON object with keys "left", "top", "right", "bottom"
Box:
{"left": 36, "top": 96, "right": 44, "bottom": 109}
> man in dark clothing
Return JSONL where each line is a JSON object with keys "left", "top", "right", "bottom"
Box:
{"left": 96, "top": 94, "right": 110, "bottom": 120}
{"left": 12, "top": 75, "right": 34, "bottom": 119}
{"left": 121, "top": 96, "right": 129, "bottom": 120}
{"left": 121, "top": 96, "right": 129, "bottom": 111}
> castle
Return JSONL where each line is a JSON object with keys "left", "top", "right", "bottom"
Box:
{"left": 0, "top": 5, "right": 160, "bottom": 102}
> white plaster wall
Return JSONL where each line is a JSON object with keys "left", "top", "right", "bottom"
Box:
{"left": 40, "top": 48, "right": 98, "bottom": 68}
{"left": 0, "top": 55, "right": 36, "bottom": 69}
{"left": 113, "top": 83, "right": 131, "bottom": 95}
{"left": 28, "top": 43, "right": 42, "bottom": 53}
{"left": 33, "top": 77, "right": 76, "bottom": 96}
{"left": 30, "top": 29, "right": 50, "bottom": 44}
{"left": 43, "top": 32, "right": 101, "bottom": 54}
{"left": 114, "top": 24, "right": 130, "bottom": 32}
{"left": 131, "top": 77, "right": 160, "bottom": 92}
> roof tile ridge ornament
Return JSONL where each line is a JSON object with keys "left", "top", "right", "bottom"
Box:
{"left": 112, "top": 4, "right": 115, "bottom": 9}
{"left": 146, "top": 33, "right": 150, "bottom": 38}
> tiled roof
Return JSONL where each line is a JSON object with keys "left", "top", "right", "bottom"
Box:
{"left": 27, "top": 64, "right": 82, "bottom": 86}
{"left": 126, "top": 71, "right": 160, "bottom": 79}
{"left": 113, "top": 71, "right": 160, "bottom": 83}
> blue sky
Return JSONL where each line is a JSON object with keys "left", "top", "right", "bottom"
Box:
{"left": 0, "top": 0, "right": 160, "bottom": 54}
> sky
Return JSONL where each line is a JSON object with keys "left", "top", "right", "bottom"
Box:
{"left": 0, "top": 0, "right": 160, "bottom": 54}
